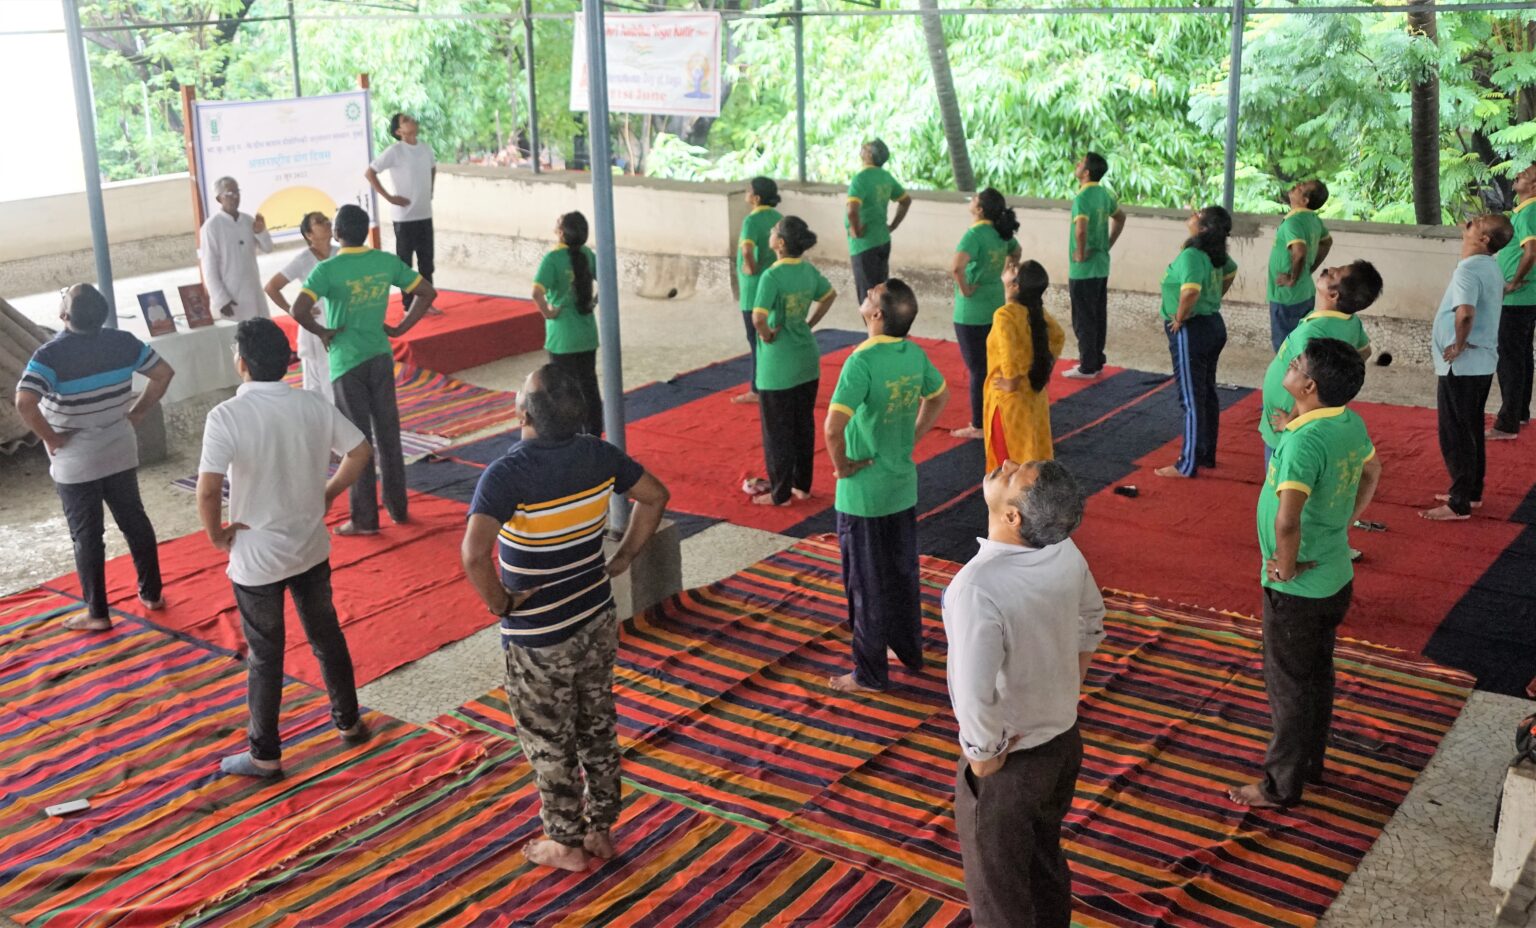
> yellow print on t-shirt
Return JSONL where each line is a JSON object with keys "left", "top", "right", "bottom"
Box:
{"left": 882, "top": 374, "right": 922, "bottom": 420}
{"left": 345, "top": 273, "right": 392, "bottom": 307}
{"left": 1327, "top": 449, "right": 1368, "bottom": 507}
{"left": 783, "top": 293, "right": 810, "bottom": 320}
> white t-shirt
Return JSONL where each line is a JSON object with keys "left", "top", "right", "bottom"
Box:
{"left": 370, "top": 140, "right": 436, "bottom": 223}
{"left": 279, "top": 244, "right": 336, "bottom": 362}
{"left": 199, "top": 381, "right": 365, "bottom": 586}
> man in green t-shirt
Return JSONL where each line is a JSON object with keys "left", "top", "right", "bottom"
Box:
{"left": 1231, "top": 337, "right": 1381, "bottom": 810}
{"left": 1490, "top": 163, "right": 1536, "bottom": 439}
{"left": 292, "top": 204, "right": 437, "bottom": 535}
{"left": 824, "top": 279, "right": 948, "bottom": 694}
{"left": 1260, "top": 260, "right": 1381, "bottom": 463}
{"left": 1064, "top": 152, "right": 1126, "bottom": 379}
{"left": 1267, "top": 180, "right": 1334, "bottom": 351}
{"left": 845, "top": 139, "right": 912, "bottom": 305}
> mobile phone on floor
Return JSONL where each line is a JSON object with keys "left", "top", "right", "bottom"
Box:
{"left": 44, "top": 799, "right": 91, "bottom": 817}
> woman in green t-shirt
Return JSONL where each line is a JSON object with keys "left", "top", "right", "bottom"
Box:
{"left": 532, "top": 212, "right": 602, "bottom": 435}
{"left": 747, "top": 216, "right": 837, "bottom": 507}
{"left": 949, "top": 187, "right": 1022, "bottom": 440}
{"left": 734, "top": 176, "right": 783, "bottom": 405}
{"left": 1157, "top": 205, "right": 1237, "bottom": 479}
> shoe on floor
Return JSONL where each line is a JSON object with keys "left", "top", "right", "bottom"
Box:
{"left": 221, "top": 751, "right": 283, "bottom": 779}
{"left": 339, "top": 720, "right": 372, "bottom": 745}
{"left": 1062, "top": 366, "right": 1100, "bottom": 380}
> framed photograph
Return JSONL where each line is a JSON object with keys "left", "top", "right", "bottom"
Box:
{"left": 178, "top": 283, "right": 214, "bottom": 329}
{"left": 137, "top": 290, "right": 177, "bottom": 337}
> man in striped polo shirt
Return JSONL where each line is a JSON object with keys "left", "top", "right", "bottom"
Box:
{"left": 461, "top": 363, "right": 670, "bottom": 872}
{"left": 14, "top": 284, "right": 176, "bottom": 630}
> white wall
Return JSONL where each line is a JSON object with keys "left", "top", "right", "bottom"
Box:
{"left": 2, "top": 166, "right": 1464, "bottom": 324}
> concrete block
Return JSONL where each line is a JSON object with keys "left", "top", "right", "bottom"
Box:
{"left": 607, "top": 518, "right": 683, "bottom": 620}
{"left": 1494, "top": 764, "right": 1536, "bottom": 892}
{"left": 132, "top": 399, "right": 168, "bottom": 468}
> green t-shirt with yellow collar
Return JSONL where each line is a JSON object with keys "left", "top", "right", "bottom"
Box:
{"left": 1068, "top": 182, "right": 1118, "bottom": 280}
{"left": 1260, "top": 310, "right": 1371, "bottom": 449}
{"left": 1256, "top": 405, "right": 1375, "bottom": 599}
{"left": 752, "top": 257, "right": 833, "bottom": 391}
{"left": 737, "top": 206, "right": 782, "bottom": 313}
{"left": 1159, "top": 247, "right": 1238, "bottom": 321}
{"left": 954, "top": 221, "right": 1021, "bottom": 326}
{"left": 1498, "top": 198, "right": 1536, "bottom": 307}
{"left": 829, "top": 336, "right": 947, "bottom": 518}
{"left": 534, "top": 244, "right": 601, "bottom": 354}
{"left": 301, "top": 246, "right": 423, "bottom": 381}
{"left": 846, "top": 167, "right": 907, "bottom": 256}
{"left": 1266, "top": 209, "right": 1330, "bottom": 305}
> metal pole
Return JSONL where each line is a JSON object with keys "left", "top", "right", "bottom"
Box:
{"left": 582, "top": 0, "right": 629, "bottom": 529}
{"left": 522, "top": 0, "right": 540, "bottom": 173}
{"left": 794, "top": 0, "right": 806, "bottom": 183}
{"left": 288, "top": 0, "right": 302, "bottom": 96}
{"left": 62, "top": 0, "right": 116, "bottom": 326}
{"left": 1221, "top": 0, "right": 1244, "bottom": 212}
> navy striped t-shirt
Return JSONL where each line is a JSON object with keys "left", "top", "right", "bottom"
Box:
{"left": 469, "top": 435, "right": 644, "bottom": 648}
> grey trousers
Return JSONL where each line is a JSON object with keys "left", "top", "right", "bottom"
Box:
{"left": 332, "top": 352, "right": 407, "bottom": 530}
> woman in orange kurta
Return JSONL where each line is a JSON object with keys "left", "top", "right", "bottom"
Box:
{"left": 983, "top": 259, "right": 1065, "bottom": 470}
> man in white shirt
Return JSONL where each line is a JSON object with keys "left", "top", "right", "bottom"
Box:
{"left": 366, "top": 112, "right": 437, "bottom": 284}
{"left": 942, "top": 458, "right": 1104, "bottom": 928}
{"left": 199, "top": 176, "right": 273, "bottom": 320}
{"left": 197, "top": 318, "right": 374, "bottom": 778}
{"left": 264, "top": 211, "right": 337, "bottom": 401}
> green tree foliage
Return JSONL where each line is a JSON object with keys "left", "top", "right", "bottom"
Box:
{"left": 73, "top": 0, "right": 1534, "bottom": 224}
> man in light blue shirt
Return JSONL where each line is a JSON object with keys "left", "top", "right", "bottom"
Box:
{"left": 1422, "top": 213, "right": 1515, "bottom": 521}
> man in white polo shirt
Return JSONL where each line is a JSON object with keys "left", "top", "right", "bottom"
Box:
{"left": 197, "top": 318, "right": 374, "bottom": 778}
{"left": 366, "top": 112, "right": 437, "bottom": 284}
{"left": 943, "top": 458, "right": 1104, "bottom": 928}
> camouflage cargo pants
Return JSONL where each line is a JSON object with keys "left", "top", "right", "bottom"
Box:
{"left": 503, "top": 608, "right": 621, "bottom": 847}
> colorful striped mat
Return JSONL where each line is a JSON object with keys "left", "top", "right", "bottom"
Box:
{"left": 285, "top": 361, "right": 520, "bottom": 440}
{"left": 424, "top": 538, "right": 1473, "bottom": 927}
{"left": 0, "top": 587, "right": 484, "bottom": 928}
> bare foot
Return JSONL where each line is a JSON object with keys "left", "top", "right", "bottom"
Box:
{"left": 1153, "top": 465, "right": 1191, "bottom": 479}
{"left": 523, "top": 838, "right": 589, "bottom": 872}
{"left": 828, "top": 672, "right": 882, "bottom": 694}
{"left": 949, "top": 426, "right": 983, "bottom": 440}
{"left": 1486, "top": 428, "right": 1518, "bottom": 441}
{"left": 1227, "top": 782, "right": 1288, "bottom": 809}
{"left": 1419, "top": 504, "right": 1470, "bottom": 522}
{"left": 63, "top": 614, "right": 111, "bottom": 632}
{"left": 1433, "top": 494, "right": 1482, "bottom": 509}
{"left": 334, "top": 522, "right": 379, "bottom": 536}
{"left": 731, "top": 391, "right": 760, "bottom": 405}
{"left": 583, "top": 830, "right": 616, "bottom": 860}
{"left": 751, "top": 492, "right": 787, "bottom": 506}
{"left": 791, "top": 489, "right": 812, "bottom": 501}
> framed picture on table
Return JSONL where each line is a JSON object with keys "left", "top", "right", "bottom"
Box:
{"left": 138, "top": 290, "right": 177, "bottom": 337}
{"left": 179, "top": 284, "right": 214, "bottom": 329}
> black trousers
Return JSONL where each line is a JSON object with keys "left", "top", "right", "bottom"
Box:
{"left": 1437, "top": 372, "right": 1494, "bottom": 514}
{"left": 837, "top": 507, "right": 922, "bottom": 689}
{"left": 1165, "top": 313, "right": 1227, "bottom": 476}
{"left": 1494, "top": 305, "right": 1535, "bottom": 434}
{"left": 393, "top": 218, "right": 435, "bottom": 282}
{"left": 56, "top": 467, "right": 162, "bottom": 619}
{"left": 955, "top": 725, "right": 1082, "bottom": 928}
{"left": 850, "top": 242, "right": 891, "bottom": 306}
{"left": 1068, "top": 277, "right": 1109, "bottom": 374}
{"left": 1260, "top": 582, "right": 1352, "bottom": 806}
{"left": 333, "top": 352, "right": 408, "bottom": 531}
{"left": 954, "top": 321, "right": 991, "bottom": 429}
{"left": 549, "top": 349, "right": 604, "bottom": 436}
{"left": 741, "top": 311, "right": 759, "bottom": 394}
{"left": 232, "top": 559, "right": 361, "bottom": 762}
{"left": 758, "top": 379, "right": 818, "bottom": 504}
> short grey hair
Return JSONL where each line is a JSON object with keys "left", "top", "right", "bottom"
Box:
{"left": 214, "top": 176, "right": 238, "bottom": 195}
{"left": 862, "top": 138, "right": 890, "bottom": 167}
{"left": 1010, "top": 460, "right": 1084, "bottom": 548}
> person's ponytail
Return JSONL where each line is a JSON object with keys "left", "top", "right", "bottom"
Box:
{"left": 559, "top": 212, "right": 595, "bottom": 314}
{"left": 978, "top": 188, "right": 1019, "bottom": 241}
{"left": 1013, "top": 260, "right": 1055, "bottom": 393}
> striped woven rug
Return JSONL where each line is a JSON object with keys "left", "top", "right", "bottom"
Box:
{"left": 284, "top": 361, "right": 520, "bottom": 440}
{"left": 425, "top": 538, "right": 1473, "bottom": 927}
{"left": 0, "top": 587, "right": 484, "bottom": 928}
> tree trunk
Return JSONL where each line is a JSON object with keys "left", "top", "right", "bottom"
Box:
{"left": 917, "top": 0, "right": 974, "bottom": 192}
{"left": 1407, "top": 1, "right": 1441, "bottom": 225}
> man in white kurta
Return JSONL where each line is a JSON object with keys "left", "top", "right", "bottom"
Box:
{"left": 200, "top": 176, "right": 273, "bottom": 321}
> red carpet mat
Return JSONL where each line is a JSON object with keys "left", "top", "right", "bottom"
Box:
{"left": 42, "top": 492, "right": 490, "bottom": 688}
{"left": 201, "top": 539, "right": 1467, "bottom": 927}
{"left": 1074, "top": 394, "right": 1536, "bottom": 662}
{"left": 272, "top": 289, "right": 544, "bottom": 374}
{"left": 626, "top": 336, "right": 1111, "bottom": 535}
{"left": 0, "top": 588, "right": 483, "bottom": 928}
